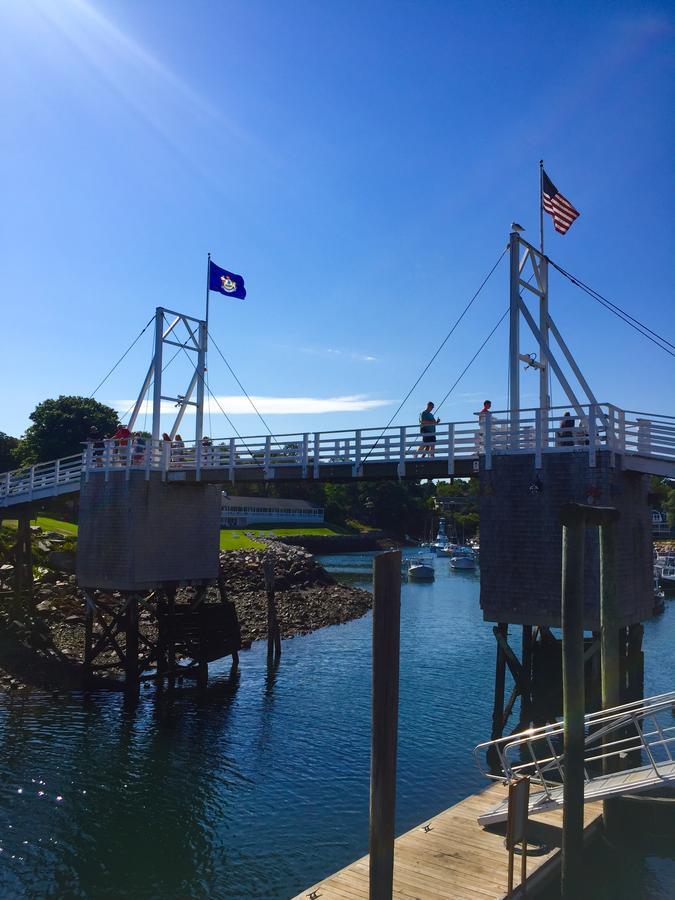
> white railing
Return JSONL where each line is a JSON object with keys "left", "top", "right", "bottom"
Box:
{"left": 1, "top": 404, "right": 674, "bottom": 508}
{"left": 474, "top": 690, "right": 675, "bottom": 794}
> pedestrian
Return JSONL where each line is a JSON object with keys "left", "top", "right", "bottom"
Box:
{"left": 558, "top": 411, "right": 575, "bottom": 447}
{"left": 87, "top": 425, "right": 104, "bottom": 466}
{"left": 112, "top": 422, "right": 132, "bottom": 465}
{"left": 201, "top": 435, "right": 213, "bottom": 466}
{"left": 174, "top": 433, "right": 185, "bottom": 465}
{"left": 415, "top": 402, "right": 440, "bottom": 459}
{"left": 474, "top": 400, "right": 492, "bottom": 450}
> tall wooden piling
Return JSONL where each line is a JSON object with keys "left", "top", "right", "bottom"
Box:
{"left": 369, "top": 550, "right": 401, "bottom": 900}
{"left": 125, "top": 595, "right": 139, "bottom": 694}
{"left": 262, "top": 557, "right": 281, "bottom": 662}
{"left": 560, "top": 506, "right": 586, "bottom": 900}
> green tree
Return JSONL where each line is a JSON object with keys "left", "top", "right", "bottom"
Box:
{"left": 19, "top": 396, "right": 120, "bottom": 464}
{"left": 0, "top": 432, "right": 20, "bottom": 472}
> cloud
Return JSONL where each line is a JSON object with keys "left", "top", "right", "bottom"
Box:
{"left": 278, "top": 344, "right": 379, "bottom": 363}
{"left": 118, "top": 395, "right": 390, "bottom": 416}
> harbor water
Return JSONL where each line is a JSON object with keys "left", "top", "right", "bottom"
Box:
{"left": 0, "top": 550, "right": 673, "bottom": 898}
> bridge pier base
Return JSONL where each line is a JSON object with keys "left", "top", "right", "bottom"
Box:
{"left": 81, "top": 583, "right": 241, "bottom": 691}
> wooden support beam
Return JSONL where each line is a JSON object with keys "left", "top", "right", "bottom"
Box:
{"left": 491, "top": 623, "right": 508, "bottom": 741}
{"left": 369, "top": 550, "right": 401, "bottom": 900}
{"left": 262, "top": 557, "right": 281, "bottom": 663}
{"left": 125, "top": 595, "right": 139, "bottom": 694}
{"left": 560, "top": 511, "right": 587, "bottom": 900}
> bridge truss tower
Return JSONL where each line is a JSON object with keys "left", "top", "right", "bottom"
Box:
{"left": 127, "top": 307, "right": 208, "bottom": 444}
{"left": 508, "top": 232, "right": 600, "bottom": 426}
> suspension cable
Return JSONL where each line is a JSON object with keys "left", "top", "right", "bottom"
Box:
{"left": 548, "top": 259, "right": 675, "bottom": 358}
{"left": 435, "top": 308, "right": 509, "bottom": 416}
{"left": 207, "top": 329, "right": 280, "bottom": 440}
{"left": 361, "top": 244, "right": 509, "bottom": 464}
{"left": 89, "top": 315, "right": 155, "bottom": 398}
{"left": 175, "top": 342, "right": 267, "bottom": 471}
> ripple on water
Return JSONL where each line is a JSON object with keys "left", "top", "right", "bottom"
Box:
{"left": 0, "top": 552, "right": 673, "bottom": 898}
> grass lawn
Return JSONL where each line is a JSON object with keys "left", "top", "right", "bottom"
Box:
{"left": 4, "top": 516, "right": 353, "bottom": 551}
{"left": 32, "top": 516, "right": 79, "bottom": 536}
{"left": 219, "top": 524, "right": 347, "bottom": 551}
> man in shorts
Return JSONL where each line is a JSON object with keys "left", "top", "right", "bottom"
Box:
{"left": 415, "top": 401, "right": 440, "bottom": 459}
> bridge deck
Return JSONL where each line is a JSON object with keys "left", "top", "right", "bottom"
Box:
{"left": 2, "top": 403, "right": 674, "bottom": 508}
{"left": 292, "top": 782, "right": 603, "bottom": 900}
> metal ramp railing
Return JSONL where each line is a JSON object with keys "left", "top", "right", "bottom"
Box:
{"left": 473, "top": 691, "right": 675, "bottom": 826}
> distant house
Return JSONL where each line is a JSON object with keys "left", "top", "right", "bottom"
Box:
{"left": 221, "top": 495, "right": 324, "bottom": 528}
{"left": 652, "top": 509, "right": 672, "bottom": 537}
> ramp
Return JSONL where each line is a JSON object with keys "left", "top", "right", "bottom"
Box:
{"left": 474, "top": 691, "right": 675, "bottom": 826}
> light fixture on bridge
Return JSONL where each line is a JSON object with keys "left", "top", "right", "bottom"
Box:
{"left": 519, "top": 352, "right": 546, "bottom": 371}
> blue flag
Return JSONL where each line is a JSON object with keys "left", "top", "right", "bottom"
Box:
{"left": 208, "top": 260, "right": 246, "bottom": 299}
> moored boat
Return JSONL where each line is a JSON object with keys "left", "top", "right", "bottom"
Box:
{"left": 408, "top": 554, "right": 435, "bottom": 581}
{"left": 450, "top": 546, "right": 477, "bottom": 570}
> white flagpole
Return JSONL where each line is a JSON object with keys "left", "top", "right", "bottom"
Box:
{"left": 539, "top": 160, "right": 545, "bottom": 254}
{"left": 205, "top": 251, "right": 211, "bottom": 330}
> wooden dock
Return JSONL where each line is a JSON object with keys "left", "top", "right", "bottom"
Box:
{"left": 293, "top": 783, "right": 603, "bottom": 899}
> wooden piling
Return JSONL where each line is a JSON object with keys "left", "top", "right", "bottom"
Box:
{"left": 125, "top": 595, "right": 139, "bottom": 694}
{"left": 491, "top": 623, "right": 508, "bottom": 741}
{"left": 369, "top": 549, "right": 401, "bottom": 900}
{"left": 560, "top": 507, "right": 586, "bottom": 900}
{"left": 262, "top": 557, "right": 281, "bottom": 662}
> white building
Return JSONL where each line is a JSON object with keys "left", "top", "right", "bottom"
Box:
{"left": 221, "top": 495, "right": 324, "bottom": 528}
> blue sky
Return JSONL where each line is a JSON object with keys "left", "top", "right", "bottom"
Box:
{"left": 1, "top": 0, "right": 673, "bottom": 442}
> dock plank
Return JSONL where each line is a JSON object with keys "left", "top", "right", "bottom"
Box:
{"left": 292, "top": 783, "right": 603, "bottom": 899}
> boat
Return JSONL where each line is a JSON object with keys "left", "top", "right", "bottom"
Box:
{"left": 660, "top": 557, "right": 675, "bottom": 592}
{"left": 450, "top": 546, "right": 477, "bottom": 570}
{"left": 436, "top": 544, "right": 457, "bottom": 557}
{"left": 653, "top": 569, "right": 665, "bottom": 614}
{"left": 408, "top": 554, "right": 435, "bottom": 581}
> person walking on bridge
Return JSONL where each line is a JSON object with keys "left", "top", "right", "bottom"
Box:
{"left": 415, "top": 402, "right": 440, "bottom": 459}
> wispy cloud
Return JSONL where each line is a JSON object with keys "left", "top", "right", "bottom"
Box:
{"left": 277, "top": 344, "right": 379, "bottom": 363}
{"left": 118, "top": 395, "right": 390, "bottom": 416}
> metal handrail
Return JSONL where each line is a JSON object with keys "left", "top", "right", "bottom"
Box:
{"left": 474, "top": 691, "right": 675, "bottom": 799}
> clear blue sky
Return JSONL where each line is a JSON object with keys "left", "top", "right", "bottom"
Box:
{"left": 1, "top": 0, "right": 673, "bottom": 441}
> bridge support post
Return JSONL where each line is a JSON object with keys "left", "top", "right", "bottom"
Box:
{"left": 560, "top": 508, "right": 586, "bottom": 900}
{"left": 124, "top": 595, "right": 140, "bottom": 697}
{"left": 369, "top": 550, "right": 401, "bottom": 900}
{"left": 14, "top": 512, "right": 33, "bottom": 602}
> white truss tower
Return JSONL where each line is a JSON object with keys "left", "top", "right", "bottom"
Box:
{"left": 128, "top": 307, "right": 207, "bottom": 443}
{"left": 508, "top": 231, "right": 599, "bottom": 432}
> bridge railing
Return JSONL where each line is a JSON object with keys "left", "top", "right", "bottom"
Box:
{"left": 1, "top": 404, "right": 674, "bottom": 506}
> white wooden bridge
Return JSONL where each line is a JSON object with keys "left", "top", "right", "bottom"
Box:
{"left": 1, "top": 402, "right": 674, "bottom": 509}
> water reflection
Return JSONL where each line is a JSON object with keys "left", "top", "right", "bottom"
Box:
{"left": 0, "top": 552, "right": 672, "bottom": 898}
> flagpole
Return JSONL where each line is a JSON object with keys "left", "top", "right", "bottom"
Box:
{"left": 205, "top": 251, "right": 211, "bottom": 330}
{"left": 539, "top": 160, "right": 545, "bottom": 255}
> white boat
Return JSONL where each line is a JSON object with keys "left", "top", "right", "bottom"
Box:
{"left": 408, "top": 554, "right": 435, "bottom": 581}
{"left": 654, "top": 569, "right": 665, "bottom": 614}
{"left": 436, "top": 544, "right": 457, "bottom": 557}
{"left": 450, "top": 546, "right": 477, "bottom": 570}
{"left": 660, "top": 558, "right": 675, "bottom": 592}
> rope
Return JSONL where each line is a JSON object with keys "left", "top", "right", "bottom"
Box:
{"left": 435, "top": 308, "right": 509, "bottom": 416}
{"left": 175, "top": 343, "right": 267, "bottom": 472}
{"left": 89, "top": 315, "right": 155, "bottom": 398}
{"left": 548, "top": 259, "right": 675, "bottom": 359}
{"left": 361, "top": 244, "right": 509, "bottom": 464}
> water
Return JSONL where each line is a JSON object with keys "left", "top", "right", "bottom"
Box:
{"left": 0, "top": 550, "right": 672, "bottom": 898}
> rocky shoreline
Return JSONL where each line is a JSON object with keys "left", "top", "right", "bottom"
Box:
{"left": 0, "top": 533, "right": 372, "bottom": 693}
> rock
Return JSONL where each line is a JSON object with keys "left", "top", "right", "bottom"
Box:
{"left": 36, "top": 600, "right": 55, "bottom": 612}
{"left": 48, "top": 551, "right": 76, "bottom": 575}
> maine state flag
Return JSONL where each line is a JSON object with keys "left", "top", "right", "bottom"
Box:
{"left": 208, "top": 260, "right": 246, "bottom": 299}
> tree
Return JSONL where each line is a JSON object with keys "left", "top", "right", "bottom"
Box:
{"left": 0, "top": 432, "right": 20, "bottom": 472}
{"left": 19, "top": 396, "right": 120, "bottom": 464}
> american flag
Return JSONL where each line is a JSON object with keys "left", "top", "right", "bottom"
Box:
{"left": 542, "top": 170, "right": 580, "bottom": 235}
